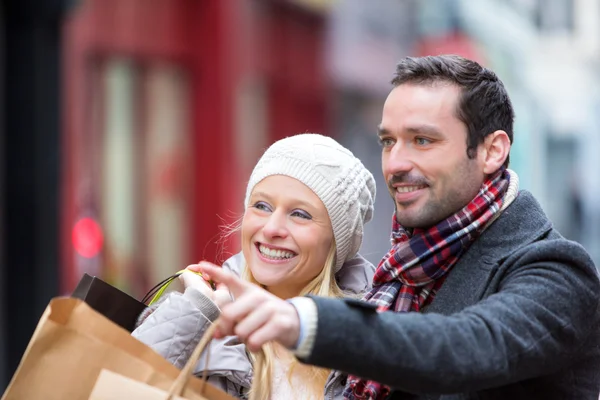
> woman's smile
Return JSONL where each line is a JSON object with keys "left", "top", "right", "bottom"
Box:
{"left": 255, "top": 242, "right": 297, "bottom": 262}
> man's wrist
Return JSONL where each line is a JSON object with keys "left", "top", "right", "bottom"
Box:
{"left": 287, "top": 296, "right": 318, "bottom": 359}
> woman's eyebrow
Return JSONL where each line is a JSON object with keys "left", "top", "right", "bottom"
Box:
{"left": 251, "top": 192, "right": 317, "bottom": 212}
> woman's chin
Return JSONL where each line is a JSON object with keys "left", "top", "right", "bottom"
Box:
{"left": 249, "top": 269, "right": 285, "bottom": 287}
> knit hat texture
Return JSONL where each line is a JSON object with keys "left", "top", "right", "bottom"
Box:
{"left": 244, "top": 133, "right": 376, "bottom": 272}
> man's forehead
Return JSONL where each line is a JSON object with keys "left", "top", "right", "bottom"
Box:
{"left": 381, "top": 86, "right": 461, "bottom": 124}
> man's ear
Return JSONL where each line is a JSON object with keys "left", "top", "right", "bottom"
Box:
{"left": 482, "top": 130, "right": 511, "bottom": 174}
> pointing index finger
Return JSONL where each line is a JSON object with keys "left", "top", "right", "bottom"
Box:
{"left": 197, "top": 262, "right": 251, "bottom": 297}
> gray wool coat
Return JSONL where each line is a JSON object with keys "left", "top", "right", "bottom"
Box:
{"left": 303, "top": 191, "right": 600, "bottom": 399}
{"left": 132, "top": 252, "right": 375, "bottom": 399}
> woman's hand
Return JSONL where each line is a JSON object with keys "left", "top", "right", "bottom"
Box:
{"left": 179, "top": 268, "right": 214, "bottom": 299}
{"left": 184, "top": 262, "right": 233, "bottom": 309}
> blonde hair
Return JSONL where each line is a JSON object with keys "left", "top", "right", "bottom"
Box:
{"left": 242, "top": 242, "right": 344, "bottom": 400}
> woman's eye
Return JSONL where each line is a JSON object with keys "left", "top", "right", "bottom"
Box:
{"left": 291, "top": 210, "right": 312, "bottom": 220}
{"left": 252, "top": 201, "right": 271, "bottom": 212}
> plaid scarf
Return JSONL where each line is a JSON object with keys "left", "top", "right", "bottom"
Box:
{"left": 344, "top": 168, "right": 511, "bottom": 400}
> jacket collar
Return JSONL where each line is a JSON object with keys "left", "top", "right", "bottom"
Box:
{"left": 472, "top": 190, "right": 552, "bottom": 263}
{"left": 425, "top": 190, "right": 553, "bottom": 314}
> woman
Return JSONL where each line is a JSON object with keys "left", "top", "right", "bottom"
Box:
{"left": 132, "top": 133, "right": 376, "bottom": 399}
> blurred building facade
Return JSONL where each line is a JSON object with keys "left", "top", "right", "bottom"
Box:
{"left": 60, "top": 0, "right": 334, "bottom": 297}
{"left": 454, "top": 0, "right": 600, "bottom": 263}
{"left": 328, "top": 0, "right": 600, "bottom": 267}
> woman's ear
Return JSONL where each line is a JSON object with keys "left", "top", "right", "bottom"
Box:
{"left": 482, "top": 130, "right": 511, "bottom": 174}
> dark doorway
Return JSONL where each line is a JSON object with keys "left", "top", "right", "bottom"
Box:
{"left": 1, "top": 0, "right": 70, "bottom": 390}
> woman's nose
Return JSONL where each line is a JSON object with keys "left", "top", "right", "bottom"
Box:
{"left": 262, "top": 212, "right": 289, "bottom": 239}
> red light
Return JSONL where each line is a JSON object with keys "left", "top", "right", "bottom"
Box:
{"left": 72, "top": 217, "right": 104, "bottom": 258}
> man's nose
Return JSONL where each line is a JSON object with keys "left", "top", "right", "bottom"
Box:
{"left": 383, "top": 142, "right": 414, "bottom": 176}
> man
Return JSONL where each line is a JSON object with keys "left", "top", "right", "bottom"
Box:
{"left": 200, "top": 55, "right": 600, "bottom": 399}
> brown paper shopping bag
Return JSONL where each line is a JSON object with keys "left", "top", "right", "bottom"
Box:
{"left": 91, "top": 370, "right": 193, "bottom": 399}
{"left": 1, "top": 297, "right": 235, "bottom": 400}
{"left": 89, "top": 321, "right": 232, "bottom": 399}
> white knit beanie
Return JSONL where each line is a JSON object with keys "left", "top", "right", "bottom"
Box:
{"left": 244, "top": 133, "right": 376, "bottom": 273}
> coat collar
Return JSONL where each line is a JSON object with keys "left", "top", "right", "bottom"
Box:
{"left": 425, "top": 190, "right": 553, "bottom": 314}
{"left": 474, "top": 190, "right": 552, "bottom": 263}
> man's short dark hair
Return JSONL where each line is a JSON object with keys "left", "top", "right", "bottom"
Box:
{"left": 391, "top": 55, "right": 514, "bottom": 167}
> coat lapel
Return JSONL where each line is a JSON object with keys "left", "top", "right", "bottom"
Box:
{"left": 423, "top": 239, "right": 497, "bottom": 314}
{"left": 424, "top": 190, "right": 552, "bottom": 315}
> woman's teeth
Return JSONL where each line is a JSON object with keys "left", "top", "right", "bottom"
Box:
{"left": 259, "top": 245, "right": 295, "bottom": 259}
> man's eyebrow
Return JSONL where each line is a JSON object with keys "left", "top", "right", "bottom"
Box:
{"left": 376, "top": 125, "right": 388, "bottom": 136}
{"left": 377, "top": 124, "right": 443, "bottom": 137}
{"left": 406, "top": 125, "right": 443, "bottom": 137}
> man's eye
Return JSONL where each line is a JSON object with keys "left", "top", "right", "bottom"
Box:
{"left": 378, "top": 138, "right": 394, "bottom": 147}
{"left": 415, "top": 137, "right": 432, "bottom": 146}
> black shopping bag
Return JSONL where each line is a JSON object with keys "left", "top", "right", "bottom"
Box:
{"left": 71, "top": 273, "right": 147, "bottom": 332}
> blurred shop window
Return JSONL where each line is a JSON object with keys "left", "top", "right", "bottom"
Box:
{"left": 235, "top": 77, "right": 269, "bottom": 200}
{"left": 534, "top": 0, "right": 574, "bottom": 33}
{"left": 417, "top": 0, "right": 461, "bottom": 37}
{"left": 75, "top": 58, "right": 192, "bottom": 298}
{"left": 505, "top": 0, "right": 573, "bottom": 33}
{"left": 142, "top": 64, "right": 191, "bottom": 295}
{"left": 505, "top": 0, "right": 538, "bottom": 20}
{"left": 326, "top": 0, "right": 417, "bottom": 95}
{"left": 100, "top": 58, "right": 138, "bottom": 294}
{"left": 72, "top": 57, "right": 106, "bottom": 282}
{"left": 546, "top": 135, "right": 581, "bottom": 243}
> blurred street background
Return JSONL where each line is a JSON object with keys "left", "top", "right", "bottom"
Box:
{"left": 2, "top": 0, "right": 600, "bottom": 391}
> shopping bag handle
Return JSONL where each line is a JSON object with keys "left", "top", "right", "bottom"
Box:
{"left": 166, "top": 318, "right": 220, "bottom": 398}
{"left": 141, "top": 269, "right": 215, "bottom": 306}
{"left": 141, "top": 272, "right": 181, "bottom": 305}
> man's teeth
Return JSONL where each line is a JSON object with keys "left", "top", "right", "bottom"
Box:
{"left": 396, "top": 185, "right": 425, "bottom": 193}
{"left": 259, "top": 245, "right": 295, "bottom": 259}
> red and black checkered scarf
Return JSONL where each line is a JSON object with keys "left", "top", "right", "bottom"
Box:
{"left": 344, "top": 168, "right": 511, "bottom": 400}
